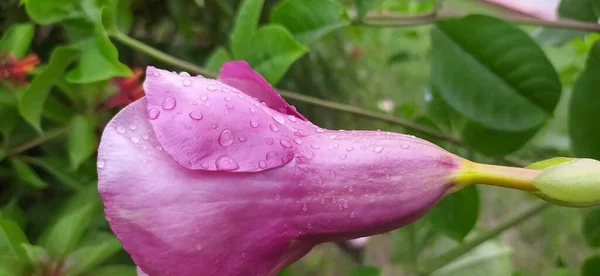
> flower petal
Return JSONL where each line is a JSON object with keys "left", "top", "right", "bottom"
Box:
{"left": 217, "top": 61, "right": 307, "bottom": 121}
{"left": 98, "top": 99, "right": 314, "bottom": 276}
{"left": 143, "top": 66, "right": 296, "bottom": 172}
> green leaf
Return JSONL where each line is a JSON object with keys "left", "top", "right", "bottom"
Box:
{"left": 461, "top": 122, "right": 539, "bottom": 156}
{"left": 430, "top": 186, "right": 480, "bottom": 242}
{"left": 63, "top": 233, "right": 123, "bottom": 275}
{"left": 583, "top": 207, "right": 600, "bottom": 248}
{"left": 0, "top": 88, "right": 19, "bottom": 138}
{"left": 24, "top": 157, "right": 83, "bottom": 190}
{"left": 230, "top": 0, "right": 264, "bottom": 59}
{"left": 87, "top": 265, "right": 137, "bottom": 276}
{"left": 0, "top": 150, "right": 5, "bottom": 162}
{"left": 431, "top": 15, "right": 561, "bottom": 131}
{"left": 10, "top": 159, "right": 47, "bottom": 189}
{"left": 0, "top": 256, "right": 28, "bottom": 276}
{"left": 0, "top": 23, "right": 35, "bottom": 58}
{"left": 569, "top": 41, "right": 600, "bottom": 159}
{"left": 38, "top": 186, "right": 100, "bottom": 258}
{"left": 205, "top": 47, "right": 231, "bottom": 73}
{"left": 558, "top": 0, "right": 598, "bottom": 22}
{"left": 432, "top": 240, "right": 513, "bottom": 276}
{"left": 19, "top": 46, "right": 79, "bottom": 133}
{"left": 355, "top": 0, "right": 384, "bottom": 20}
{"left": 270, "top": 0, "right": 349, "bottom": 45}
{"left": 25, "top": 0, "right": 79, "bottom": 25}
{"left": 240, "top": 25, "right": 308, "bottom": 84}
{"left": 68, "top": 115, "right": 98, "bottom": 170}
{"left": 102, "top": 0, "right": 134, "bottom": 33}
{"left": 0, "top": 219, "right": 29, "bottom": 259}
{"left": 582, "top": 254, "right": 600, "bottom": 276}
{"left": 349, "top": 265, "right": 381, "bottom": 276}
{"left": 21, "top": 244, "right": 49, "bottom": 270}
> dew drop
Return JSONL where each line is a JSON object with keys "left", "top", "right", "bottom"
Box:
{"left": 348, "top": 186, "right": 354, "bottom": 192}
{"left": 151, "top": 70, "right": 160, "bottom": 77}
{"left": 237, "top": 94, "right": 243, "bottom": 98}
{"left": 294, "top": 138, "right": 304, "bottom": 145}
{"left": 302, "top": 204, "right": 308, "bottom": 212}
{"left": 333, "top": 143, "right": 339, "bottom": 149}
{"left": 275, "top": 194, "right": 281, "bottom": 200}
{"left": 298, "top": 180, "right": 304, "bottom": 187}
{"left": 280, "top": 139, "right": 292, "bottom": 148}
{"left": 307, "top": 223, "right": 312, "bottom": 229}
{"left": 116, "top": 126, "right": 126, "bottom": 134}
{"left": 249, "top": 107, "right": 256, "bottom": 112}
{"left": 205, "top": 102, "right": 211, "bottom": 107}
{"left": 215, "top": 155, "right": 239, "bottom": 171}
{"left": 226, "top": 103, "right": 234, "bottom": 109}
{"left": 218, "top": 130, "right": 234, "bottom": 146}
{"left": 311, "top": 144, "right": 321, "bottom": 149}
{"left": 238, "top": 137, "right": 247, "bottom": 143}
{"left": 182, "top": 79, "right": 192, "bottom": 86}
{"left": 162, "top": 97, "right": 176, "bottom": 110}
{"left": 184, "top": 123, "right": 192, "bottom": 130}
{"left": 373, "top": 146, "right": 383, "bottom": 153}
{"left": 360, "top": 145, "right": 368, "bottom": 150}
{"left": 97, "top": 159, "right": 106, "bottom": 169}
{"left": 259, "top": 160, "right": 268, "bottom": 169}
{"left": 207, "top": 84, "right": 217, "bottom": 91}
{"left": 201, "top": 163, "right": 209, "bottom": 169}
{"left": 142, "top": 159, "right": 148, "bottom": 164}
{"left": 142, "top": 133, "right": 150, "bottom": 140}
{"left": 189, "top": 110, "right": 203, "bottom": 120}
{"left": 211, "top": 122, "right": 218, "bottom": 129}
{"left": 350, "top": 212, "right": 356, "bottom": 219}
{"left": 129, "top": 124, "right": 137, "bottom": 130}
{"left": 339, "top": 154, "right": 347, "bottom": 160}
{"left": 346, "top": 147, "right": 354, "bottom": 152}
{"left": 315, "top": 128, "right": 325, "bottom": 133}
{"left": 316, "top": 177, "right": 323, "bottom": 184}
{"left": 385, "top": 174, "right": 391, "bottom": 180}
{"left": 223, "top": 87, "right": 230, "bottom": 93}
{"left": 270, "top": 124, "right": 279, "bottom": 132}
{"left": 343, "top": 202, "right": 349, "bottom": 209}
{"left": 401, "top": 144, "right": 409, "bottom": 149}
{"left": 200, "top": 95, "right": 208, "bottom": 101}
{"left": 266, "top": 138, "right": 274, "bottom": 145}
{"left": 329, "top": 171, "right": 336, "bottom": 178}
{"left": 155, "top": 146, "right": 163, "bottom": 151}
{"left": 130, "top": 137, "right": 140, "bottom": 144}
{"left": 179, "top": 71, "right": 191, "bottom": 77}
{"left": 148, "top": 109, "right": 160, "bottom": 120}
{"left": 250, "top": 119, "right": 259, "bottom": 128}
{"left": 266, "top": 151, "right": 278, "bottom": 161}
{"left": 224, "top": 96, "right": 232, "bottom": 101}
{"left": 192, "top": 101, "right": 198, "bottom": 106}
{"left": 287, "top": 115, "right": 297, "bottom": 122}
{"left": 320, "top": 199, "right": 325, "bottom": 204}
{"left": 329, "top": 135, "right": 337, "bottom": 139}
{"left": 272, "top": 114, "right": 285, "bottom": 124}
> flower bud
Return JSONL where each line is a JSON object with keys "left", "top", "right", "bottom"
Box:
{"left": 532, "top": 158, "right": 600, "bottom": 205}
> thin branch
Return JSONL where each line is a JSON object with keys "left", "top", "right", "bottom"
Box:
{"left": 5, "top": 127, "right": 68, "bottom": 156}
{"left": 419, "top": 202, "right": 550, "bottom": 275}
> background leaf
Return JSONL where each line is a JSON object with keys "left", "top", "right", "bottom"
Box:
{"left": 583, "top": 207, "right": 600, "bottom": 248}
{"left": 63, "top": 233, "right": 123, "bottom": 275}
{"left": 430, "top": 185, "right": 480, "bottom": 242}
{"left": 270, "top": 0, "right": 349, "bottom": 45}
{"left": 582, "top": 254, "right": 600, "bottom": 276}
{"left": 0, "top": 23, "right": 35, "bottom": 58}
{"left": 87, "top": 265, "right": 137, "bottom": 276}
{"left": 25, "top": 0, "right": 78, "bottom": 25}
{"left": 230, "top": 0, "right": 265, "bottom": 59}
{"left": 68, "top": 115, "right": 98, "bottom": 170}
{"left": 0, "top": 219, "right": 29, "bottom": 259}
{"left": 10, "top": 159, "right": 47, "bottom": 189}
{"left": 431, "top": 15, "right": 561, "bottom": 131}
{"left": 355, "top": 0, "right": 385, "bottom": 20}
{"left": 205, "top": 47, "right": 232, "bottom": 73}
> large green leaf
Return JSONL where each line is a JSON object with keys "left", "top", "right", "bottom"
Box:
{"left": 355, "top": 0, "right": 384, "bottom": 20}
{"left": 38, "top": 185, "right": 100, "bottom": 258}
{"left": 431, "top": 15, "right": 561, "bottom": 131}
{"left": 461, "top": 122, "right": 539, "bottom": 156}
{"left": 0, "top": 23, "right": 35, "bottom": 58}
{"left": 558, "top": 0, "right": 598, "bottom": 22}
{"left": 25, "top": 0, "right": 79, "bottom": 25}
{"left": 18, "top": 46, "right": 79, "bottom": 133}
{"left": 582, "top": 254, "right": 600, "bottom": 276}
{"left": 430, "top": 185, "right": 480, "bottom": 242}
{"left": 270, "top": 0, "right": 349, "bottom": 45}
{"left": 25, "top": 157, "right": 83, "bottom": 190}
{"left": 230, "top": 0, "right": 264, "bottom": 59}
{"left": 87, "top": 265, "right": 137, "bottom": 276}
{"left": 63, "top": 233, "right": 123, "bottom": 275}
{"left": 432, "top": 240, "right": 513, "bottom": 276}
{"left": 204, "top": 47, "right": 232, "bottom": 73}
{"left": 0, "top": 88, "right": 19, "bottom": 139}
{"left": 240, "top": 25, "right": 308, "bottom": 84}
{"left": 0, "top": 256, "right": 28, "bottom": 276}
{"left": 10, "top": 159, "right": 47, "bottom": 189}
{"left": 583, "top": 207, "right": 600, "bottom": 248}
{"left": 569, "top": 41, "right": 600, "bottom": 159}
{"left": 0, "top": 219, "right": 29, "bottom": 259}
{"left": 68, "top": 115, "right": 98, "bottom": 170}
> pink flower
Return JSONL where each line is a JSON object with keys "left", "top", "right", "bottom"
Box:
{"left": 97, "top": 61, "right": 463, "bottom": 275}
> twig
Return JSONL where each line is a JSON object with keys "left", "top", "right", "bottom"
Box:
{"left": 5, "top": 127, "right": 68, "bottom": 156}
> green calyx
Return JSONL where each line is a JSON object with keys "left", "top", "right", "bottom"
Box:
{"left": 531, "top": 158, "right": 600, "bottom": 205}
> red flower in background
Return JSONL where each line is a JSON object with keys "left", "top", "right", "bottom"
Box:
{"left": 0, "top": 52, "right": 40, "bottom": 86}
{"left": 103, "top": 67, "right": 145, "bottom": 109}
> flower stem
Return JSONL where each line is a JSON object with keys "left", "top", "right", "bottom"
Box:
{"left": 454, "top": 161, "right": 542, "bottom": 192}
{"left": 419, "top": 202, "right": 550, "bottom": 275}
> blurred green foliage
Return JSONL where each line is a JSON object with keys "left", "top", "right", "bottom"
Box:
{"left": 1, "top": 0, "right": 600, "bottom": 275}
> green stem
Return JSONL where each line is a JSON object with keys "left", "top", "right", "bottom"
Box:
{"left": 5, "top": 127, "right": 68, "bottom": 156}
{"left": 419, "top": 202, "right": 550, "bottom": 275}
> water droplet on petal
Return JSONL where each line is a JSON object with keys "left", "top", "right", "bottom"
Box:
{"left": 311, "top": 144, "right": 321, "bottom": 149}
{"left": 182, "top": 79, "right": 192, "bottom": 86}
{"left": 192, "top": 101, "right": 198, "bottom": 106}
{"left": 315, "top": 128, "right": 325, "bottom": 133}
{"left": 200, "top": 95, "right": 208, "bottom": 101}
{"left": 129, "top": 124, "right": 137, "bottom": 130}
{"left": 275, "top": 194, "right": 281, "bottom": 200}
{"left": 249, "top": 107, "right": 256, "bottom": 112}
{"left": 307, "top": 223, "right": 312, "bottom": 229}
{"left": 266, "top": 138, "right": 274, "bottom": 145}
{"left": 201, "top": 163, "right": 209, "bottom": 169}
{"left": 148, "top": 109, "right": 160, "bottom": 120}
{"left": 142, "top": 133, "right": 150, "bottom": 140}
{"left": 346, "top": 147, "right": 354, "bottom": 152}
{"left": 329, "top": 171, "right": 336, "bottom": 178}
{"left": 272, "top": 114, "right": 285, "bottom": 124}
{"left": 97, "top": 159, "right": 106, "bottom": 169}
{"left": 298, "top": 180, "right": 304, "bottom": 187}
{"left": 348, "top": 186, "right": 354, "bottom": 192}
{"left": 226, "top": 103, "right": 234, "bottom": 109}
{"left": 343, "top": 202, "right": 349, "bottom": 209}
{"left": 250, "top": 119, "right": 259, "bottom": 128}
{"left": 302, "top": 204, "right": 308, "bottom": 212}
{"left": 238, "top": 137, "right": 247, "bottom": 143}
{"left": 211, "top": 122, "right": 218, "bottom": 129}
{"left": 320, "top": 199, "right": 325, "bottom": 204}
{"left": 360, "top": 145, "right": 367, "bottom": 150}
{"left": 333, "top": 143, "right": 339, "bottom": 149}
{"left": 266, "top": 151, "right": 278, "bottom": 161}
{"left": 237, "top": 94, "right": 243, "bottom": 98}
{"left": 179, "top": 71, "right": 191, "bottom": 77}
{"left": 329, "top": 135, "right": 337, "bottom": 139}
{"left": 385, "top": 174, "right": 391, "bottom": 180}
{"left": 316, "top": 178, "right": 323, "bottom": 184}
{"left": 207, "top": 85, "right": 216, "bottom": 91}
{"left": 162, "top": 98, "right": 176, "bottom": 110}
{"left": 294, "top": 138, "right": 304, "bottom": 144}
{"left": 215, "top": 155, "right": 239, "bottom": 171}
{"left": 218, "top": 130, "right": 234, "bottom": 146}
{"left": 189, "top": 110, "right": 203, "bottom": 120}
{"left": 339, "top": 154, "right": 347, "bottom": 160}
{"left": 152, "top": 70, "right": 160, "bottom": 77}
{"left": 350, "top": 212, "right": 356, "bottom": 219}
{"left": 205, "top": 102, "right": 211, "bottom": 107}
{"left": 130, "top": 137, "right": 140, "bottom": 144}
{"left": 280, "top": 139, "right": 292, "bottom": 148}
{"left": 223, "top": 87, "right": 230, "bottom": 93}
{"left": 401, "top": 144, "right": 409, "bottom": 149}
{"left": 116, "top": 126, "right": 126, "bottom": 134}
{"left": 373, "top": 146, "right": 383, "bottom": 153}
{"left": 155, "top": 146, "right": 163, "bottom": 151}
{"left": 142, "top": 159, "right": 148, "bottom": 164}
{"left": 270, "top": 124, "right": 279, "bottom": 132}
{"left": 287, "top": 115, "right": 297, "bottom": 122}
{"left": 224, "top": 96, "right": 232, "bottom": 101}
{"left": 259, "top": 160, "right": 268, "bottom": 169}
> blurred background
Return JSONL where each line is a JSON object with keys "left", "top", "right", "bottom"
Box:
{"left": 1, "top": 0, "right": 600, "bottom": 275}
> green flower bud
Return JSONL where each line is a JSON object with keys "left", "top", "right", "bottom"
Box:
{"left": 532, "top": 159, "right": 600, "bottom": 205}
